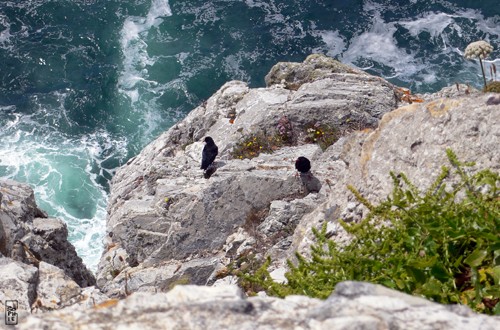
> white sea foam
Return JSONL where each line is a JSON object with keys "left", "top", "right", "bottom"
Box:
{"left": 399, "top": 12, "right": 455, "bottom": 40}
{"left": 222, "top": 52, "right": 252, "bottom": 82}
{"left": 0, "top": 14, "right": 12, "bottom": 47}
{"left": 117, "top": 0, "right": 174, "bottom": 146}
{"left": 118, "top": 0, "right": 172, "bottom": 97}
{"left": 317, "top": 30, "right": 345, "bottom": 57}
{"left": 341, "top": 12, "right": 422, "bottom": 78}
{"left": 332, "top": 1, "right": 500, "bottom": 89}
{"left": 0, "top": 112, "right": 128, "bottom": 271}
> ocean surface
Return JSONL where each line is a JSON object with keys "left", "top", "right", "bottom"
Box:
{"left": 1, "top": 0, "right": 499, "bottom": 271}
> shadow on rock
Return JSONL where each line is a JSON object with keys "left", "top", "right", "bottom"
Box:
{"left": 299, "top": 172, "right": 322, "bottom": 194}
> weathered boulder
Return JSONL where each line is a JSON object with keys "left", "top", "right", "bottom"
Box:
{"left": 0, "top": 257, "right": 38, "bottom": 312}
{"left": 97, "top": 144, "right": 321, "bottom": 295}
{"left": 0, "top": 179, "right": 47, "bottom": 256}
{"left": 0, "top": 179, "right": 102, "bottom": 316}
{"left": 34, "top": 261, "right": 81, "bottom": 311}
{"left": 17, "top": 282, "right": 500, "bottom": 329}
{"left": 33, "top": 262, "right": 107, "bottom": 312}
{"left": 264, "top": 53, "right": 367, "bottom": 89}
{"left": 99, "top": 257, "right": 218, "bottom": 298}
{"left": 24, "top": 218, "right": 96, "bottom": 287}
{"left": 0, "top": 179, "right": 96, "bottom": 287}
{"left": 420, "top": 83, "right": 481, "bottom": 100}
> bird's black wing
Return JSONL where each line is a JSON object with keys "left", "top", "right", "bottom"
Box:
{"left": 201, "top": 144, "right": 218, "bottom": 170}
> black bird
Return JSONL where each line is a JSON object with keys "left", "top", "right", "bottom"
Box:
{"left": 295, "top": 156, "right": 321, "bottom": 193}
{"left": 295, "top": 156, "right": 311, "bottom": 174}
{"left": 201, "top": 136, "right": 218, "bottom": 178}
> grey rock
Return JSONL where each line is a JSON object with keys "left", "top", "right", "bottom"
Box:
{"left": 0, "top": 180, "right": 95, "bottom": 288}
{"left": 223, "top": 228, "right": 256, "bottom": 258}
{"left": 100, "top": 257, "right": 218, "bottom": 298}
{"left": 419, "top": 83, "right": 480, "bottom": 100}
{"left": 96, "top": 245, "right": 129, "bottom": 289}
{"left": 33, "top": 262, "right": 107, "bottom": 312}
{"left": 307, "top": 281, "right": 499, "bottom": 330}
{"left": 98, "top": 144, "right": 322, "bottom": 293}
{"left": 0, "top": 257, "right": 38, "bottom": 312}
{"left": 33, "top": 262, "right": 87, "bottom": 312}
{"left": 264, "top": 53, "right": 368, "bottom": 89}
{"left": 98, "top": 55, "right": 399, "bottom": 294}
{"left": 24, "top": 218, "right": 96, "bottom": 287}
{"left": 0, "top": 179, "right": 46, "bottom": 256}
{"left": 290, "top": 95, "right": 500, "bottom": 258}
{"left": 17, "top": 282, "right": 500, "bottom": 330}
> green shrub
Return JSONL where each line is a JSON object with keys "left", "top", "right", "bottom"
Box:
{"left": 241, "top": 149, "right": 500, "bottom": 314}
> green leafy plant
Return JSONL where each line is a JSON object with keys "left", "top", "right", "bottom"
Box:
{"left": 241, "top": 149, "right": 500, "bottom": 314}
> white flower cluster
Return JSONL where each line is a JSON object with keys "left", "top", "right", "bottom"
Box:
{"left": 464, "top": 40, "right": 494, "bottom": 60}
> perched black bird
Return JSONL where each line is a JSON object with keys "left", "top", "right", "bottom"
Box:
{"left": 201, "top": 136, "right": 218, "bottom": 178}
{"left": 295, "top": 156, "right": 321, "bottom": 193}
{"left": 295, "top": 156, "right": 311, "bottom": 174}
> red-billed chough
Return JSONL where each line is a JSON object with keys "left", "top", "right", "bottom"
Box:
{"left": 201, "top": 136, "right": 218, "bottom": 179}
{"left": 295, "top": 156, "right": 311, "bottom": 174}
{"left": 295, "top": 156, "right": 321, "bottom": 193}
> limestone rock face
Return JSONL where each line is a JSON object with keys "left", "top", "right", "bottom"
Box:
{"left": 35, "top": 261, "right": 82, "bottom": 311}
{"left": 97, "top": 54, "right": 400, "bottom": 295}
{"left": 98, "top": 55, "right": 499, "bottom": 303}
{"left": 97, "top": 144, "right": 322, "bottom": 296}
{"left": 0, "top": 179, "right": 101, "bottom": 315}
{"left": 33, "top": 262, "right": 107, "bottom": 312}
{"left": 0, "top": 179, "right": 46, "bottom": 256}
{"left": 264, "top": 53, "right": 367, "bottom": 89}
{"left": 25, "top": 218, "right": 96, "bottom": 287}
{"left": 18, "top": 282, "right": 500, "bottom": 330}
{"left": 289, "top": 94, "right": 500, "bottom": 258}
{"left": 0, "top": 257, "right": 38, "bottom": 311}
{"left": 0, "top": 179, "right": 95, "bottom": 287}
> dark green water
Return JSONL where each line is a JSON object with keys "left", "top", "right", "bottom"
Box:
{"left": 0, "top": 0, "right": 498, "bottom": 270}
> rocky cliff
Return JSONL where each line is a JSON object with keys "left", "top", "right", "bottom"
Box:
{"left": 0, "top": 179, "right": 104, "bottom": 316}
{"left": 95, "top": 54, "right": 401, "bottom": 295}
{"left": 3, "top": 54, "right": 499, "bottom": 328}
{"left": 95, "top": 55, "right": 499, "bottom": 299}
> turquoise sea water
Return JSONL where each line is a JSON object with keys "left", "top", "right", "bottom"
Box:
{"left": 1, "top": 0, "right": 499, "bottom": 271}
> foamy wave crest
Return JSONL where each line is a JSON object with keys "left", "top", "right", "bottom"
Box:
{"left": 117, "top": 0, "right": 175, "bottom": 145}
{"left": 0, "top": 111, "right": 128, "bottom": 271}
{"left": 315, "top": 0, "right": 500, "bottom": 92}
{"left": 118, "top": 0, "right": 172, "bottom": 98}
